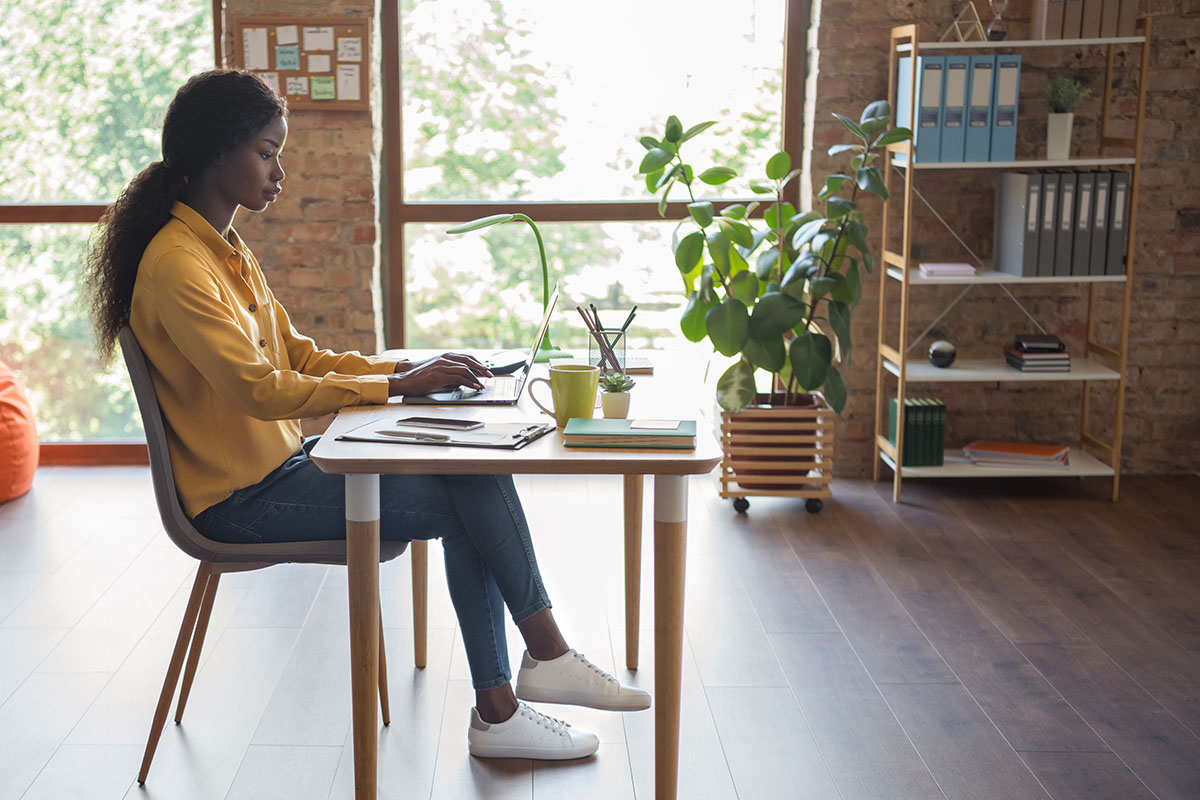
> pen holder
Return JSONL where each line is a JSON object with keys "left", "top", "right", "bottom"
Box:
{"left": 587, "top": 329, "right": 626, "bottom": 376}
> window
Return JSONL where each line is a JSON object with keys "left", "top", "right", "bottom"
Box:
{"left": 0, "top": 0, "right": 214, "bottom": 443}
{"left": 385, "top": 0, "right": 807, "bottom": 349}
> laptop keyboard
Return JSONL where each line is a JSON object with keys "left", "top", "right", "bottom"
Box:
{"left": 477, "top": 375, "right": 519, "bottom": 400}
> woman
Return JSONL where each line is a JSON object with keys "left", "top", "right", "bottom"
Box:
{"left": 83, "top": 69, "right": 648, "bottom": 761}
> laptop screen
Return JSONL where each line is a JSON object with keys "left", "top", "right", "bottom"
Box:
{"left": 515, "top": 285, "right": 559, "bottom": 383}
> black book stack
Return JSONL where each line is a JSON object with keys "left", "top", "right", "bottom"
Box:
{"left": 1005, "top": 333, "right": 1070, "bottom": 372}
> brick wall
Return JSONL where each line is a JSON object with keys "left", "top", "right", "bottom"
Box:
{"left": 812, "top": 0, "right": 1200, "bottom": 476}
{"left": 220, "top": 0, "right": 383, "bottom": 356}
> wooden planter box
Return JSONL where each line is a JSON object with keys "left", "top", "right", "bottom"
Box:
{"left": 718, "top": 394, "right": 834, "bottom": 513}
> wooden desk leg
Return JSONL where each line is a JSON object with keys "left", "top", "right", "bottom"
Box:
{"left": 624, "top": 474, "right": 644, "bottom": 671}
{"left": 346, "top": 474, "right": 381, "bottom": 800}
{"left": 653, "top": 474, "right": 688, "bottom": 800}
{"left": 412, "top": 539, "right": 428, "bottom": 668}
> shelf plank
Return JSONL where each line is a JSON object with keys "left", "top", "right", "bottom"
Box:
{"left": 896, "top": 36, "right": 1145, "bottom": 52}
{"left": 892, "top": 157, "right": 1136, "bottom": 170}
{"left": 879, "top": 449, "right": 1115, "bottom": 478}
{"left": 886, "top": 267, "right": 1127, "bottom": 285}
{"left": 882, "top": 357, "right": 1120, "bottom": 383}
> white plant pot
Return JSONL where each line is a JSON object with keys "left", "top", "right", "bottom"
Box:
{"left": 1047, "top": 112, "right": 1074, "bottom": 160}
{"left": 601, "top": 391, "right": 631, "bottom": 419}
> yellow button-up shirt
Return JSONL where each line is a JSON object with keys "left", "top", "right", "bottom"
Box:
{"left": 130, "top": 202, "right": 397, "bottom": 518}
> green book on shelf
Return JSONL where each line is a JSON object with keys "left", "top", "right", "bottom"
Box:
{"left": 933, "top": 398, "right": 947, "bottom": 466}
{"left": 919, "top": 398, "right": 934, "bottom": 466}
{"left": 888, "top": 398, "right": 910, "bottom": 466}
{"left": 562, "top": 418, "right": 697, "bottom": 449}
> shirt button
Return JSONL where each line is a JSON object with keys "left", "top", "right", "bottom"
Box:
{"left": 259, "top": 338, "right": 267, "bottom": 347}
{"left": 249, "top": 303, "right": 257, "bottom": 312}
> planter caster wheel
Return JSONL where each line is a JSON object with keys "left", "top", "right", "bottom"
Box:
{"left": 805, "top": 498, "right": 823, "bottom": 514}
{"left": 732, "top": 497, "right": 750, "bottom": 514}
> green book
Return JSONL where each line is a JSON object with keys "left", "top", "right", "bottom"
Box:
{"left": 905, "top": 397, "right": 919, "bottom": 466}
{"left": 562, "top": 418, "right": 696, "bottom": 449}
{"left": 916, "top": 398, "right": 932, "bottom": 466}
{"left": 935, "top": 399, "right": 947, "bottom": 466}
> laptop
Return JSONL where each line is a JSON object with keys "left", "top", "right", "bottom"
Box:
{"left": 402, "top": 287, "right": 559, "bottom": 405}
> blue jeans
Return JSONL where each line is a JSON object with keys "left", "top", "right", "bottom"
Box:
{"left": 192, "top": 437, "right": 551, "bottom": 690}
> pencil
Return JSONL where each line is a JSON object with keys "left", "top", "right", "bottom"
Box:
{"left": 619, "top": 305, "right": 638, "bottom": 331}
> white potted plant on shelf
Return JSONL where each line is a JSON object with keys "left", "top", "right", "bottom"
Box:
{"left": 599, "top": 372, "right": 635, "bottom": 419}
{"left": 1045, "top": 77, "right": 1091, "bottom": 160}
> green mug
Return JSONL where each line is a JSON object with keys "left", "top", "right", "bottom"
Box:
{"left": 528, "top": 364, "right": 600, "bottom": 427}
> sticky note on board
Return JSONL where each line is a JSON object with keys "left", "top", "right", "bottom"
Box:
{"left": 243, "top": 27, "right": 268, "bottom": 71}
{"left": 275, "top": 25, "right": 298, "bottom": 45}
{"left": 260, "top": 71, "right": 280, "bottom": 94}
{"left": 337, "top": 37, "right": 362, "bottom": 62}
{"left": 308, "top": 54, "right": 331, "bottom": 73}
{"left": 303, "top": 26, "right": 334, "bottom": 51}
{"left": 311, "top": 75, "right": 336, "bottom": 100}
{"left": 336, "top": 64, "right": 360, "bottom": 101}
{"left": 275, "top": 45, "right": 300, "bottom": 71}
{"left": 285, "top": 76, "right": 309, "bottom": 96}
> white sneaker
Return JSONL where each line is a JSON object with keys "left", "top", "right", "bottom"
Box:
{"left": 468, "top": 702, "right": 599, "bottom": 760}
{"left": 515, "top": 649, "right": 652, "bottom": 711}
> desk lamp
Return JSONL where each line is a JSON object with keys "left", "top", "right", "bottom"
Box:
{"left": 447, "top": 213, "right": 561, "bottom": 361}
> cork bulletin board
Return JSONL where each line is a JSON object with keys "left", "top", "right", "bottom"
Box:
{"left": 232, "top": 16, "right": 370, "bottom": 111}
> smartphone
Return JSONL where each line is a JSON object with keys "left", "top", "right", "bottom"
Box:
{"left": 396, "top": 416, "right": 484, "bottom": 431}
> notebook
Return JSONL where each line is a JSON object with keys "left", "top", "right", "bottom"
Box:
{"left": 403, "top": 287, "right": 559, "bottom": 406}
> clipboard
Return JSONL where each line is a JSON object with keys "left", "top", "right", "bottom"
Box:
{"left": 335, "top": 418, "right": 554, "bottom": 450}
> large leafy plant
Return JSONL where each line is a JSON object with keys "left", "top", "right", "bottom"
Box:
{"left": 635, "top": 101, "right": 911, "bottom": 414}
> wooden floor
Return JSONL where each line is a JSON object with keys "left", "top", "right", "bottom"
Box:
{"left": 1, "top": 467, "right": 1198, "bottom": 799}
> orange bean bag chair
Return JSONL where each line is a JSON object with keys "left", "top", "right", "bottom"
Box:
{"left": 0, "top": 359, "right": 39, "bottom": 502}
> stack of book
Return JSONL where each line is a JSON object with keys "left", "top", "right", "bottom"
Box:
{"left": 919, "top": 262, "right": 977, "bottom": 278}
{"left": 963, "top": 440, "right": 1070, "bottom": 468}
{"left": 1032, "top": 0, "right": 1138, "bottom": 40}
{"left": 562, "top": 418, "right": 696, "bottom": 449}
{"left": 887, "top": 397, "right": 947, "bottom": 467}
{"left": 1005, "top": 333, "right": 1070, "bottom": 372}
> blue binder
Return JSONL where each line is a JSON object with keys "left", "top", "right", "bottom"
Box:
{"left": 897, "top": 56, "right": 945, "bottom": 163}
{"left": 940, "top": 55, "right": 970, "bottom": 162}
{"left": 991, "top": 55, "right": 1021, "bottom": 162}
{"left": 964, "top": 55, "right": 996, "bottom": 163}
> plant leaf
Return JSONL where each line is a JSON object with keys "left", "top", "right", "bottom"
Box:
{"left": 707, "top": 229, "right": 732, "bottom": 278}
{"left": 638, "top": 135, "right": 660, "bottom": 151}
{"left": 826, "top": 196, "right": 855, "bottom": 219}
{"left": 681, "top": 120, "right": 716, "bottom": 142}
{"left": 822, "top": 364, "right": 847, "bottom": 414}
{"left": 656, "top": 163, "right": 680, "bottom": 190}
{"left": 716, "top": 358, "right": 756, "bottom": 413}
{"left": 791, "top": 218, "right": 827, "bottom": 251}
{"left": 749, "top": 179, "right": 776, "bottom": 195}
{"left": 706, "top": 298, "right": 750, "bottom": 357}
{"left": 832, "top": 112, "right": 866, "bottom": 141}
{"left": 446, "top": 213, "right": 516, "bottom": 234}
{"left": 873, "top": 126, "right": 913, "bottom": 147}
{"left": 719, "top": 218, "right": 755, "bottom": 249}
{"left": 827, "top": 300, "right": 851, "bottom": 362}
{"left": 756, "top": 247, "right": 780, "bottom": 280}
{"left": 856, "top": 165, "right": 888, "bottom": 200}
{"left": 680, "top": 290, "right": 715, "bottom": 342}
{"left": 638, "top": 148, "right": 674, "bottom": 174}
{"left": 789, "top": 332, "right": 832, "bottom": 391}
{"left": 861, "top": 117, "right": 889, "bottom": 137}
{"left": 860, "top": 100, "right": 890, "bottom": 123}
{"left": 688, "top": 201, "right": 714, "bottom": 228}
{"left": 674, "top": 231, "right": 705, "bottom": 273}
{"left": 844, "top": 220, "right": 874, "bottom": 272}
{"left": 664, "top": 115, "right": 683, "bottom": 142}
{"left": 699, "top": 166, "right": 737, "bottom": 185}
{"left": 644, "top": 169, "right": 663, "bottom": 194}
{"left": 657, "top": 180, "right": 673, "bottom": 216}
{"left": 730, "top": 270, "right": 759, "bottom": 304}
{"left": 809, "top": 276, "right": 836, "bottom": 299}
{"left": 765, "top": 151, "right": 791, "bottom": 180}
{"left": 749, "top": 291, "right": 807, "bottom": 338}
{"left": 827, "top": 143, "right": 860, "bottom": 157}
{"left": 722, "top": 203, "right": 747, "bottom": 220}
{"left": 817, "top": 174, "right": 851, "bottom": 199}
{"left": 744, "top": 332, "right": 786, "bottom": 373}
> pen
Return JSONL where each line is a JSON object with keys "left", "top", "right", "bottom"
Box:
{"left": 619, "top": 305, "right": 638, "bottom": 331}
{"left": 377, "top": 430, "right": 451, "bottom": 441}
{"left": 589, "top": 303, "right": 602, "bottom": 330}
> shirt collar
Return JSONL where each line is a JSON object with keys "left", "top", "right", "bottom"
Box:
{"left": 169, "top": 202, "right": 246, "bottom": 267}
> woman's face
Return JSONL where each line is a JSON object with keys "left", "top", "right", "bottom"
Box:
{"left": 209, "top": 115, "right": 288, "bottom": 213}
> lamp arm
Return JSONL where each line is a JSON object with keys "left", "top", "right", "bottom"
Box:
{"left": 513, "top": 213, "right": 550, "bottom": 313}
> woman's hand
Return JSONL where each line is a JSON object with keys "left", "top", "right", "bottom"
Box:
{"left": 387, "top": 353, "right": 492, "bottom": 397}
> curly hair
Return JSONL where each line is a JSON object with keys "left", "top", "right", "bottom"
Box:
{"left": 83, "top": 69, "right": 287, "bottom": 363}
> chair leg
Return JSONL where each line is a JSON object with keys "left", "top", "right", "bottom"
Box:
{"left": 174, "top": 570, "right": 219, "bottom": 724}
{"left": 138, "top": 562, "right": 213, "bottom": 785}
{"left": 378, "top": 600, "right": 390, "bottom": 726}
{"left": 411, "top": 539, "right": 428, "bottom": 669}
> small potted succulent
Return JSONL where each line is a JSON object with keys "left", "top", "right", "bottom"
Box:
{"left": 599, "top": 372, "right": 636, "bottom": 419}
{"left": 1045, "top": 77, "right": 1091, "bottom": 160}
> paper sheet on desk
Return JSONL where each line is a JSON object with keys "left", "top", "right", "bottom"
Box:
{"left": 335, "top": 419, "right": 554, "bottom": 450}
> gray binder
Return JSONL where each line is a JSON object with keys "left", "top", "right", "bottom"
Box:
{"left": 1072, "top": 173, "right": 1094, "bottom": 276}
{"left": 993, "top": 172, "right": 1041, "bottom": 277}
{"left": 1055, "top": 173, "right": 1076, "bottom": 276}
{"left": 1038, "top": 173, "right": 1060, "bottom": 276}
{"left": 1106, "top": 171, "right": 1130, "bottom": 275}
{"left": 1090, "top": 172, "right": 1110, "bottom": 275}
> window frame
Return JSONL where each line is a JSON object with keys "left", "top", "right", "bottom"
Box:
{"left": 379, "top": 0, "right": 812, "bottom": 348}
{"left": 0, "top": 0, "right": 223, "bottom": 464}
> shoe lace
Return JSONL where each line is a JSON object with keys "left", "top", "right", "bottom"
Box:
{"left": 519, "top": 703, "right": 570, "bottom": 736}
{"left": 572, "top": 651, "right": 619, "bottom": 686}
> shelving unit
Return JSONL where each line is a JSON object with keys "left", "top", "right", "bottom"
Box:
{"left": 873, "top": 20, "right": 1151, "bottom": 503}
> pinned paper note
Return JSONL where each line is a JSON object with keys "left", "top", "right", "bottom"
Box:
{"left": 243, "top": 27, "right": 268, "bottom": 71}
{"left": 336, "top": 65, "right": 360, "bottom": 101}
{"left": 308, "top": 54, "right": 331, "bottom": 73}
{"left": 310, "top": 75, "right": 335, "bottom": 100}
{"left": 285, "top": 76, "right": 309, "bottom": 96}
{"left": 275, "top": 25, "right": 298, "bottom": 45}
{"left": 303, "top": 26, "right": 334, "bottom": 51}
{"left": 337, "top": 37, "right": 362, "bottom": 62}
{"left": 275, "top": 45, "right": 300, "bottom": 71}
{"left": 260, "top": 71, "right": 280, "bottom": 94}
